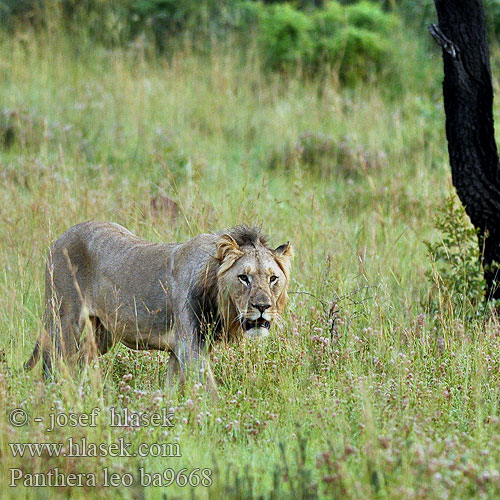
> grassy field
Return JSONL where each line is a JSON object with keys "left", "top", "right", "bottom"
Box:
{"left": 2, "top": 21, "right": 500, "bottom": 500}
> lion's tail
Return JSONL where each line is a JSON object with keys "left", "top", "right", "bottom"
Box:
{"left": 24, "top": 339, "right": 41, "bottom": 370}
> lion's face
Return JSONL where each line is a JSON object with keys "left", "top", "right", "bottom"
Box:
{"left": 216, "top": 234, "right": 293, "bottom": 338}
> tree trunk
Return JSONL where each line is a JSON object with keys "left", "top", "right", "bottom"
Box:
{"left": 431, "top": 0, "right": 500, "bottom": 300}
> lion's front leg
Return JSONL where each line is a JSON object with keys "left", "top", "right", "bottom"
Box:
{"left": 200, "top": 357, "right": 217, "bottom": 397}
{"left": 173, "top": 315, "right": 218, "bottom": 397}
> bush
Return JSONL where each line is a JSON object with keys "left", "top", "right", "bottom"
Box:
{"left": 378, "top": 0, "right": 500, "bottom": 37}
{"left": 425, "top": 195, "right": 490, "bottom": 320}
{"left": 258, "top": 3, "right": 314, "bottom": 69}
{"left": 312, "top": 2, "right": 397, "bottom": 80}
{"left": 0, "top": 0, "right": 236, "bottom": 46}
{"left": 345, "top": 1, "right": 395, "bottom": 33}
{"left": 0, "top": 0, "right": 401, "bottom": 82}
{"left": 486, "top": 0, "right": 500, "bottom": 37}
{"left": 256, "top": 1, "right": 398, "bottom": 80}
{"left": 129, "top": 0, "right": 237, "bottom": 49}
{"left": 0, "top": 0, "right": 42, "bottom": 25}
{"left": 0, "top": 0, "right": 132, "bottom": 45}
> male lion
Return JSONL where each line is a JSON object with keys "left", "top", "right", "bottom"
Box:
{"left": 24, "top": 222, "right": 293, "bottom": 391}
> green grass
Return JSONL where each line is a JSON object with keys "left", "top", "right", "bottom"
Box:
{"left": 2, "top": 22, "right": 500, "bottom": 500}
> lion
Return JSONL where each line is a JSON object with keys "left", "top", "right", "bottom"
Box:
{"left": 24, "top": 222, "right": 293, "bottom": 392}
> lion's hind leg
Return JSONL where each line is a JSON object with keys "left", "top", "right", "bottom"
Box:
{"left": 41, "top": 300, "right": 81, "bottom": 379}
{"left": 38, "top": 312, "right": 110, "bottom": 379}
{"left": 89, "top": 316, "right": 114, "bottom": 356}
{"left": 37, "top": 294, "right": 65, "bottom": 380}
{"left": 24, "top": 339, "right": 41, "bottom": 371}
{"left": 39, "top": 276, "right": 90, "bottom": 379}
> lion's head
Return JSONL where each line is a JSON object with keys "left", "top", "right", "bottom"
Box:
{"left": 215, "top": 226, "right": 293, "bottom": 339}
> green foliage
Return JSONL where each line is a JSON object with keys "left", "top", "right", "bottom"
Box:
{"left": 312, "top": 0, "right": 345, "bottom": 35}
{"left": 3, "top": 7, "right": 500, "bottom": 498}
{"left": 128, "top": 0, "right": 236, "bottom": 49}
{"left": 425, "top": 195, "right": 488, "bottom": 319}
{"left": 312, "top": 24, "right": 391, "bottom": 81}
{"left": 0, "top": 0, "right": 42, "bottom": 24}
{"left": 338, "top": 0, "right": 500, "bottom": 40}
{"left": 63, "top": 0, "right": 132, "bottom": 47}
{"left": 256, "top": 1, "right": 398, "bottom": 80}
{"left": 258, "top": 3, "right": 314, "bottom": 69}
{"left": 345, "top": 0, "right": 395, "bottom": 33}
{"left": 319, "top": 0, "right": 398, "bottom": 80}
{"left": 5, "top": 0, "right": 500, "bottom": 45}
{"left": 0, "top": 0, "right": 132, "bottom": 46}
{"left": 377, "top": 0, "right": 500, "bottom": 38}
{"left": 0, "top": 0, "right": 402, "bottom": 82}
{"left": 486, "top": 0, "right": 500, "bottom": 37}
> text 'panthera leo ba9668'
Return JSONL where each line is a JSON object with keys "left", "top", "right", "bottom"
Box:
{"left": 24, "top": 222, "right": 293, "bottom": 392}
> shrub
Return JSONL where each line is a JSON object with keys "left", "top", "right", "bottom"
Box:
{"left": 485, "top": 0, "right": 500, "bottom": 37}
{"left": 63, "top": 0, "right": 131, "bottom": 47}
{"left": 0, "top": 0, "right": 401, "bottom": 82}
{"left": 256, "top": 1, "right": 398, "bottom": 80}
{"left": 310, "top": 1, "right": 345, "bottom": 44}
{"left": 425, "top": 194, "right": 490, "bottom": 320}
{"left": 0, "top": 0, "right": 131, "bottom": 45}
{"left": 312, "top": 2, "right": 397, "bottom": 80}
{"left": 345, "top": 1, "right": 395, "bottom": 33}
{"left": 128, "top": 0, "right": 235, "bottom": 49}
{"left": 313, "top": 24, "right": 392, "bottom": 81}
{"left": 379, "top": 0, "right": 500, "bottom": 37}
{"left": 258, "top": 3, "right": 314, "bottom": 69}
{"left": 0, "top": 0, "right": 42, "bottom": 25}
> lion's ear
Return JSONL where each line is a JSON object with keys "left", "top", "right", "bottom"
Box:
{"left": 273, "top": 242, "right": 293, "bottom": 281}
{"left": 274, "top": 242, "right": 293, "bottom": 258}
{"left": 216, "top": 234, "right": 243, "bottom": 261}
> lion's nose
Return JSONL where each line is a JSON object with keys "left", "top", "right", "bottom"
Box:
{"left": 253, "top": 303, "right": 271, "bottom": 314}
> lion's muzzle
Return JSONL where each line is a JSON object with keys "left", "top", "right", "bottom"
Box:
{"left": 242, "top": 317, "right": 271, "bottom": 338}
{"left": 242, "top": 318, "right": 271, "bottom": 331}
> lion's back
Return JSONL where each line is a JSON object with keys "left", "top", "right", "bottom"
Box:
{"left": 47, "top": 222, "right": 168, "bottom": 305}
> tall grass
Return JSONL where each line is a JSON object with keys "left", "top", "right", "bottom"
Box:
{"left": 2, "top": 16, "right": 500, "bottom": 500}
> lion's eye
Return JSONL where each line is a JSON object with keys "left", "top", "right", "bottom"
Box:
{"left": 270, "top": 275, "right": 278, "bottom": 284}
{"left": 238, "top": 274, "right": 250, "bottom": 286}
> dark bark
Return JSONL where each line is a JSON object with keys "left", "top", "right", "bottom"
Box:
{"left": 431, "top": 0, "right": 500, "bottom": 300}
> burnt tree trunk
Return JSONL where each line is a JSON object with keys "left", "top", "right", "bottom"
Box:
{"left": 431, "top": 0, "right": 500, "bottom": 300}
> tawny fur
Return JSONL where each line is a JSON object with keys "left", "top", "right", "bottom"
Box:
{"left": 25, "top": 222, "right": 293, "bottom": 391}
